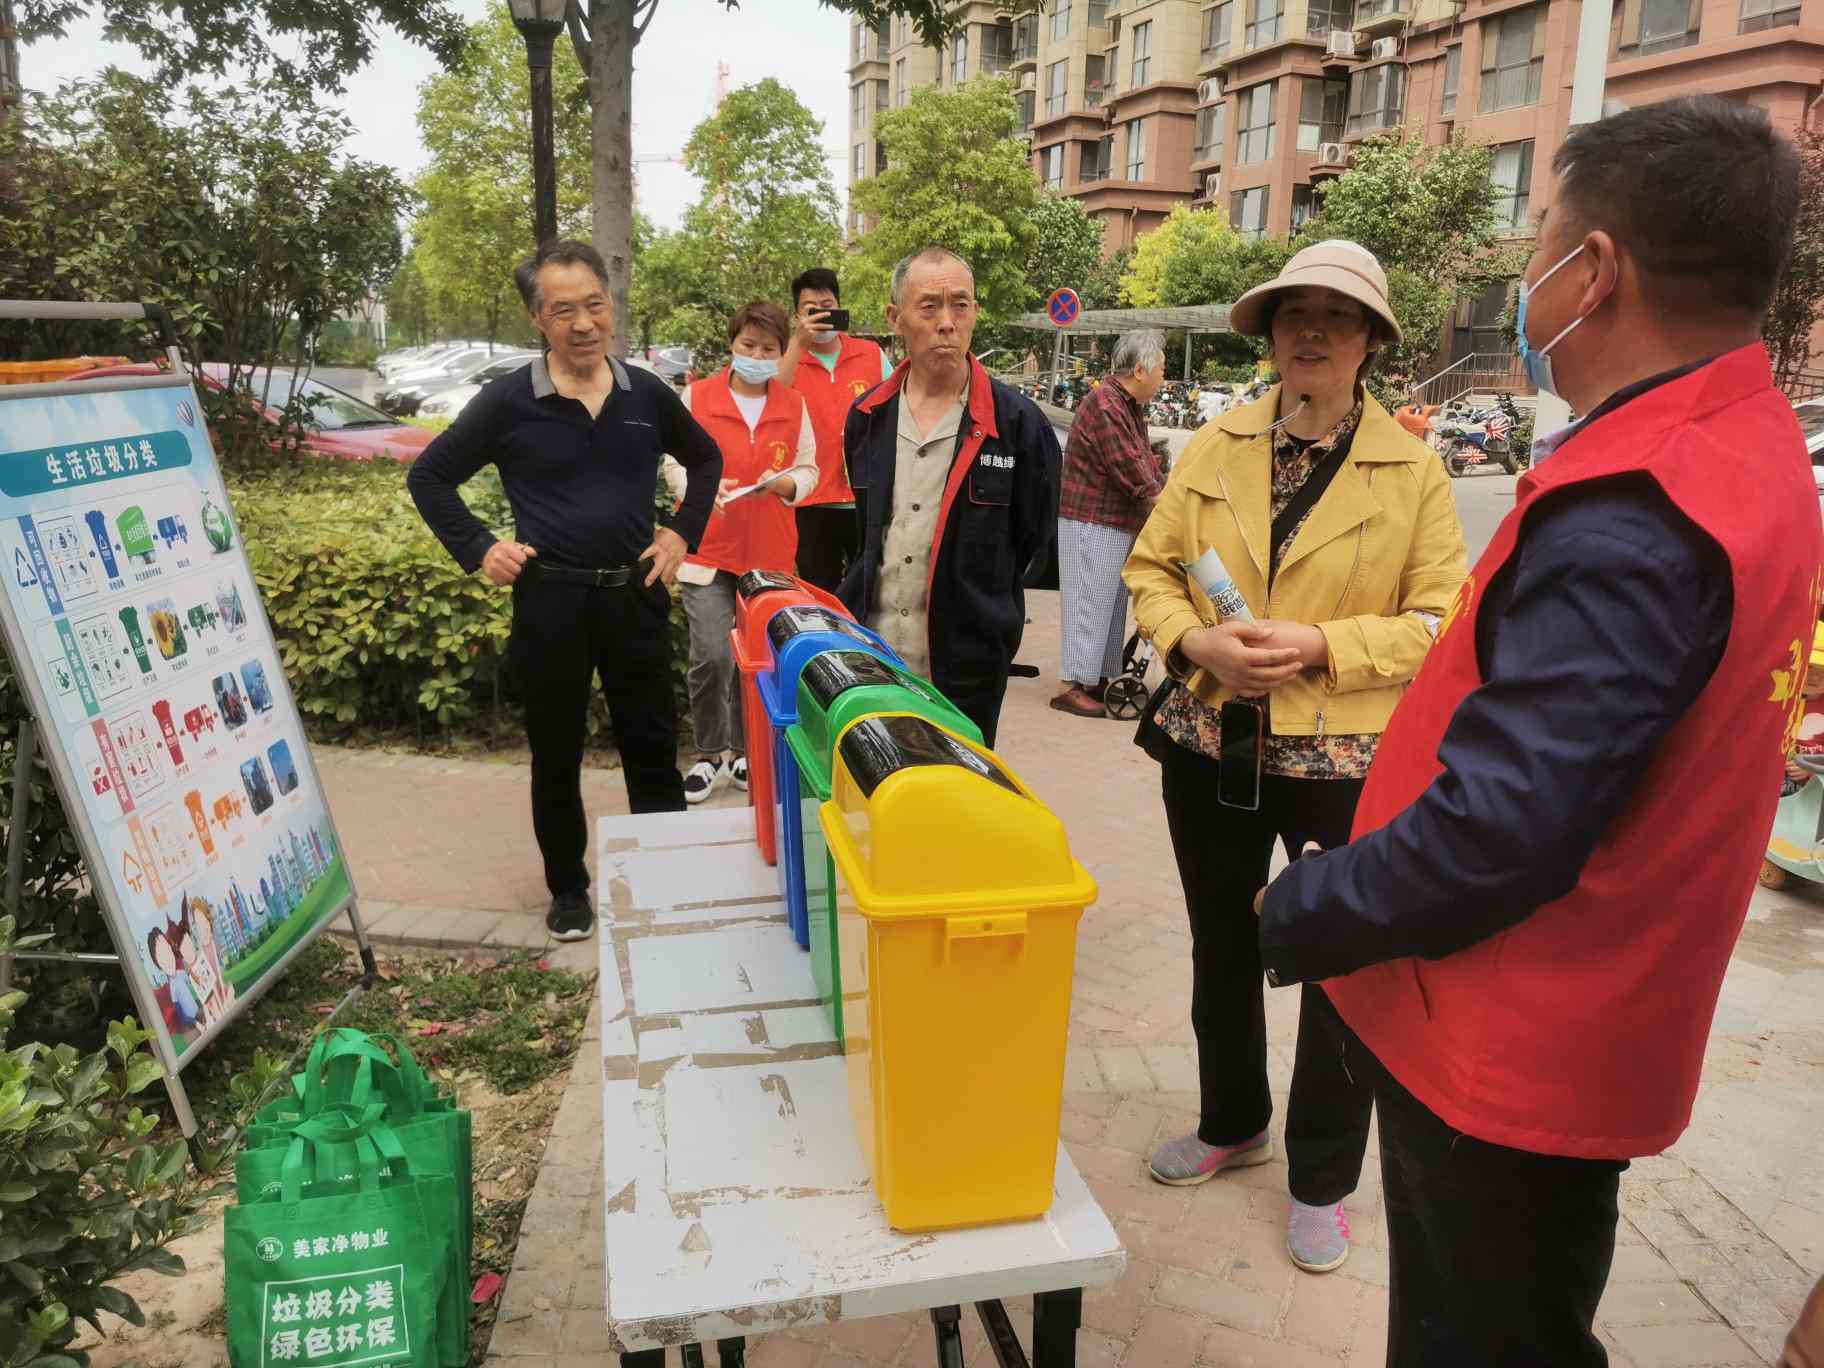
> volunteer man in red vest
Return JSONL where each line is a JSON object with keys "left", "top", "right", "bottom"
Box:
{"left": 1255, "top": 97, "right": 1822, "bottom": 1364}
{"left": 672, "top": 300, "right": 818, "bottom": 803}
{"left": 777, "top": 268, "right": 892, "bottom": 591}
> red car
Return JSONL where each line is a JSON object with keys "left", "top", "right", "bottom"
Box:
{"left": 73, "top": 362, "right": 434, "bottom": 463}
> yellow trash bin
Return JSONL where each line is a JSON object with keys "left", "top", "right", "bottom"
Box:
{"left": 820, "top": 714, "right": 1097, "bottom": 1232}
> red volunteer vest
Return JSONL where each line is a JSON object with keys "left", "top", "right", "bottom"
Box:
{"left": 791, "top": 334, "right": 885, "bottom": 506}
{"left": 685, "top": 372, "right": 804, "bottom": 578}
{"left": 1326, "top": 344, "right": 1822, "bottom": 1160}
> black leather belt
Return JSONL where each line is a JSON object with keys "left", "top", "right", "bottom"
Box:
{"left": 530, "top": 561, "right": 639, "bottom": 588}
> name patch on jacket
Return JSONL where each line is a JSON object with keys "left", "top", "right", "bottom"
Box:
{"left": 978, "top": 452, "right": 1016, "bottom": 470}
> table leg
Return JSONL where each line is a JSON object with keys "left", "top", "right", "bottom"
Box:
{"left": 716, "top": 1338, "right": 748, "bottom": 1366}
{"left": 931, "top": 1304, "right": 966, "bottom": 1368}
{"left": 974, "top": 1300, "right": 1030, "bottom": 1368}
{"left": 1032, "top": 1288, "right": 1083, "bottom": 1367}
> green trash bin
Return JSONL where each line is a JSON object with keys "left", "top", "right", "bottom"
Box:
{"left": 785, "top": 650, "right": 982, "bottom": 1044}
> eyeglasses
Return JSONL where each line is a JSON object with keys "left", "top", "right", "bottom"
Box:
{"left": 545, "top": 297, "right": 612, "bottom": 324}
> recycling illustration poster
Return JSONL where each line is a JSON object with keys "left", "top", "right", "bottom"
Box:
{"left": 0, "top": 378, "right": 354, "bottom": 1066}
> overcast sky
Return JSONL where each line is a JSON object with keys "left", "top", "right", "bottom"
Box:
{"left": 16, "top": 0, "right": 853, "bottom": 231}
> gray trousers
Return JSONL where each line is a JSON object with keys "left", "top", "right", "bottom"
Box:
{"left": 1058, "top": 516, "right": 1138, "bottom": 686}
{"left": 681, "top": 573, "right": 742, "bottom": 756}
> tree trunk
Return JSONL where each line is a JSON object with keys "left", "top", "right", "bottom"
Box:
{"left": 590, "top": 0, "right": 636, "bottom": 356}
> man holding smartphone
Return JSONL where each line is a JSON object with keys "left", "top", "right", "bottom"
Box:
{"left": 777, "top": 268, "right": 892, "bottom": 591}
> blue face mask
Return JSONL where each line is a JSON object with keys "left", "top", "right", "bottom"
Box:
{"left": 730, "top": 355, "right": 779, "bottom": 384}
{"left": 1515, "top": 244, "right": 1588, "bottom": 399}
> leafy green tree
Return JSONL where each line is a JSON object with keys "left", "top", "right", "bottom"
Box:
{"left": 410, "top": 1, "right": 591, "bottom": 349}
{"left": 1763, "top": 125, "right": 1824, "bottom": 387}
{"left": 848, "top": 77, "right": 1042, "bottom": 327}
{"left": 625, "top": 79, "right": 842, "bottom": 368}
{"left": 1026, "top": 195, "right": 1107, "bottom": 308}
{"left": 385, "top": 251, "right": 434, "bottom": 347}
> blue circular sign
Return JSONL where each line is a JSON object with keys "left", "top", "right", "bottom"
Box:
{"left": 1047, "top": 288, "right": 1081, "bottom": 328}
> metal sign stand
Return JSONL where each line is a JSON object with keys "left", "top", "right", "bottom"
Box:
{"left": 0, "top": 299, "right": 378, "bottom": 1139}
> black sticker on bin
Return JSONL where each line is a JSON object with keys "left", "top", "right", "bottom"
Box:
{"left": 838, "top": 714, "right": 1022, "bottom": 800}
{"left": 766, "top": 605, "right": 874, "bottom": 651}
{"left": 803, "top": 651, "right": 909, "bottom": 708}
{"left": 736, "top": 570, "right": 800, "bottom": 601}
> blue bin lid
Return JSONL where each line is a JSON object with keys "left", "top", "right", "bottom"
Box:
{"left": 763, "top": 607, "right": 900, "bottom": 714}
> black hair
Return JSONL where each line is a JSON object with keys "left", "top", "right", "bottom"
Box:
{"left": 1552, "top": 96, "right": 1798, "bottom": 318}
{"left": 514, "top": 239, "right": 613, "bottom": 313}
{"left": 792, "top": 268, "right": 841, "bottom": 307}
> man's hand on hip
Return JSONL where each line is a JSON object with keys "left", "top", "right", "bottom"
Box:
{"left": 640, "top": 527, "right": 687, "bottom": 586}
{"left": 482, "top": 540, "right": 536, "bottom": 586}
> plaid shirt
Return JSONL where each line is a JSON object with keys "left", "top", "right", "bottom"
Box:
{"left": 1059, "top": 378, "right": 1166, "bottom": 533}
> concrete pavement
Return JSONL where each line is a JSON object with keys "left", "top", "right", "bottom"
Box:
{"left": 314, "top": 471, "right": 1823, "bottom": 1366}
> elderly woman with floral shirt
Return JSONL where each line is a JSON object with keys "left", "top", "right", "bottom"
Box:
{"left": 1122, "top": 241, "right": 1468, "bottom": 1276}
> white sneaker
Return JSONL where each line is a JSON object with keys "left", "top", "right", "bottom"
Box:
{"left": 729, "top": 754, "right": 749, "bottom": 792}
{"left": 683, "top": 757, "right": 725, "bottom": 804}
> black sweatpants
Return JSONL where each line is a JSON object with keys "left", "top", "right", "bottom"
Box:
{"left": 1316, "top": 991, "right": 1623, "bottom": 1367}
{"left": 511, "top": 567, "right": 685, "bottom": 896}
{"left": 1160, "top": 741, "right": 1374, "bottom": 1205}
{"left": 794, "top": 504, "right": 857, "bottom": 593}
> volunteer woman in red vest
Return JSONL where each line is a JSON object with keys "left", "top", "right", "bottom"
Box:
{"left": 1122, "top": 241, "right": 1468, "bottom": 1274}
{"left": 671, "top": 301, "right": 819, "bottom": 804}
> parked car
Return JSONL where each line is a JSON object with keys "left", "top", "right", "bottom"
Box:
{"left": 1789, "top": 397, "right": 1824, "bottom": 491}
{"left": 645, "top": 345, "right": 693, "bottom": 386}
{"left": 73, "top": 362, "right": 435, "bottom": 462}
{"left": 377, "top": 342, "right": 472, "bottom": 380}
{"left": 379, "top": 345, "right": 503, "bottom": 394}
{"left": 380, "top": 349, "right": 536, "bottom": 416}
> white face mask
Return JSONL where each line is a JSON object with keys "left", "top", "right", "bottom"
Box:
{"left": 811, "top": 329, "right": 838, "bottom": 345}
{"left": 1516, "top": 244, "right": 1589, "bottom": 399}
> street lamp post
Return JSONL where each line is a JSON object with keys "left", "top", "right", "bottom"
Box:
{"left": 509, "top": 0, "right": 568, "bottom": 248}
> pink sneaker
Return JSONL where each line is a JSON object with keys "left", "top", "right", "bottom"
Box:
{"left": 1147, "top": 1129, "right": 1273, "bottom": 1186}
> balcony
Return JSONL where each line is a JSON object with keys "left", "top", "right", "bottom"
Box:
{"left": 982, "top": 49, "right": 1015, "bottom": 74}
{"left": 1352, "top": 0, "right": 1413, "bottom": 33}
{"left": 1311, "top": 141, "right": 1351, "bottom": 177}
{"left": 1013, "top": 38, "right": 1040, "bottom": 67}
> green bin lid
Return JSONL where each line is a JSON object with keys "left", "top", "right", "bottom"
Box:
{"left": 794, "top": 651, "right": 981, "bottom": 761}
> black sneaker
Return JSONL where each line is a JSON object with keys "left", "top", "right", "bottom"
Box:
{"left": 546, "top": 890, "right": 594, "bottom": 942}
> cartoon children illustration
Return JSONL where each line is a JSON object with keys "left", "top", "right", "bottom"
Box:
{"left": 182, "top": 895, "right": 233, "bottom": 1024}
{"left": 146, "top": 921, "right": 199, "bottom": 1031}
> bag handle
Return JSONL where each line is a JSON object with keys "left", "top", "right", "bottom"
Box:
{"left": 301, "top": 1036, "right": 424, "bottom": 1119}
{"left": 281, "top": 1131, "right": 381, "bottom": 1204}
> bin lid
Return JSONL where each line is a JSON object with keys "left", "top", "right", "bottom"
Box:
{"left": 796, "top": 651, "right": 980, "bottom": 760}
{"left": 765, "top": 605, "right": 871, "bottom": 652}
{"left": 823, "top": 715, "right": 1096, "bottom": 917}
{"left": 735, "top": 570, "right": 801, "bottom": 602}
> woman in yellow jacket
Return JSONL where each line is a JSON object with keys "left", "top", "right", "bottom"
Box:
{"left": 1123, "top": 241, "right": 1467, "bottom": 1274}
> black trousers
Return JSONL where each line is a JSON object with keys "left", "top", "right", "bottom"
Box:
{"left": 794, "top": 505, "right": 857, "bottom": 592}
{"left": 1160, "top": 742, "right": 1374, "bottom": 1205}
{"left": 1320, "top": 995, "right": 1623, "bottom": 1367}
{"left": 511, "top": 568, "right": 686, "bottom": 895}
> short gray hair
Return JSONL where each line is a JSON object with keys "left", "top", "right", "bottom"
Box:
{"left": 1110, "top": 329, "right": 1166, "bottom": 378}
{"left": 891, "top": 247, "right": 974, "bottom": 306}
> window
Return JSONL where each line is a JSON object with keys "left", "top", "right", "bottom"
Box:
{"left": 1127, "top": 118, "right": 1148, "bottom": 180}
{"left": 1307, "top": 0, "right": 1349, "bottom": 36}
{"left": 1202, "top": 2, "right": 1234, "bottom": 59}
{"left": 851, "top": 22, "right": 863, "bottom": 63}
{"left": 1014, "top": 14, "right": 1040, "bottom": 60}
{"left": 1355, "top": 0, "right": 1407, "bottom": 20}
{"left": 877, "top": 142, "right": 889, "bottom": 175}
{"left": 876, "top": 79, "right": 888, "bottom": 115}
{"left": 1231, "top": 186, "right": 1270, "bottom": 239}
{"left": 1479, "top": 8, "right": 1544, "bottom": 113}
{"left": 1042, "top": 144, "right": 1065, "bottom": 190}
{"left": 1237, "top": 80, "right": 1276, "bottom": 163}
{"left": 1246, "top": 0, "right": 1284, "bottom": 49}
{"left": 1739, "top": 0, "right": 1799, "bottom": 30}
{"left": 1196, "top": 102, "right": 1228, "bottom": 160}
{"left": 1440, "top": 44, "right": 1460, "bottom": 117}
{"left": 896, "top": 58, "right": 908, "bottom": 106}
{"left": 853, "top": 144, "right": 867, "bottom": 183}
{"left": 851, "top": 83, "right": 866, "bottom": 130}
{"left": 952, "top": 32, "right": 968, "bottom": 83}
{"left": 1016, "top": 89, "right": 1037, "bottom": 131}
{"left": 1046, "top": 60, "right": 1069, "bottom": 117}
{"left": 1617, "top": 0, "right": 1701, "bottom": 51}
{"left": 1090, "top": 0, "right": 1110, "bottom": 24}
{"left": 1291, "top": 184, "right": 1318, "bottom": 231}
{"left": 1086, "top": 55, "right": 1107, "bottom": 107}
{"left": 1489, "top": 140, "right": 1534, "bottom": 230}
{"left": 1084, "top": 135, "right": 1115, "bottom": 180}
{"left": 1347, "top": 62, "right": 1404, "bottom": 133}
{"left": 875, "top": 18, "right": 890, "bottom": 56}
{"left": 1298, "top": 76, "right": 1346, "bottom": 149}
{"left": 1132, "top": 21, "right": 1153, "bottom": 85}
{"left": 1051, "top": 0, "right": 1072, "bottom": 40}
{"left": 983, "top": 22, "right": 1014, "bottom": 71}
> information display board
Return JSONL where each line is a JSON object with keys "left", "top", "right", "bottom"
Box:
{"left": 0, "top": 372, "right": 358, "bottom": 1074}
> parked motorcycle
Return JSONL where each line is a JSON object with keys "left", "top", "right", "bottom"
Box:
{"left": 1429, "top": 393, "right": 1525, "bottom": 476}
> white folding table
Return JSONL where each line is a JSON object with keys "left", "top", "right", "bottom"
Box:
{"left": 595, "top": 806, "right": 1126, "bottom": 1366}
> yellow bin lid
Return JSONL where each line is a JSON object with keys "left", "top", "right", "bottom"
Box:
{"left": 824, "top": 714, "right": 1097, "bottom": 920}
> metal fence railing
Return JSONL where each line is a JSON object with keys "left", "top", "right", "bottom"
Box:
{"left": 1784, "top": 370, "right": 1824, "bottom": 404}
{"left": 1410, "top": 351, "right": 1529, "bottom": 407}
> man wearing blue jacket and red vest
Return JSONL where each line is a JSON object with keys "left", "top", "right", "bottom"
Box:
{"left": 1257, "top": 98, "right": 1822, "bottom": 1364}
{"left": 839, "top": 247, "right": 1061, "bottom": 746}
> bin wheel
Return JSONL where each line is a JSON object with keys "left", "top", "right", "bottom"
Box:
{"left": 1104, "top": 676, "right": 1148, "bottom": 720}
{"left": 1759, "top": 859, "right": 1790, "bottom": 890}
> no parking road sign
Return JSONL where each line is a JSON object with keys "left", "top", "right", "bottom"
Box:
{"left": 1046, "top": 288, "right": 1081, "bottom": 328}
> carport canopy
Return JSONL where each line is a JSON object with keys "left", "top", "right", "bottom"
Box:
{"left": 1005, "top": 304, "right": 1239, "bottom": 380}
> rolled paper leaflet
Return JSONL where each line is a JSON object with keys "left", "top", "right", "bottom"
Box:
{"left": 1180, "top": 548, "right": 1254, "bottom": 622}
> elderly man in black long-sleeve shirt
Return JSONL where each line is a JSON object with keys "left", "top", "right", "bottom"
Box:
{"left": 408, "top": 239, "right": 722, "bottom": 942}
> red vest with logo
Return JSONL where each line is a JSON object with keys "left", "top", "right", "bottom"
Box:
{"left": 791, "top": 334, "right": 885, "bottom": 506}
{"left": 685, "top": 372, "right": 804, "bottom": 578}
{"left": 1326, "top": 345, "right": 1822, "bottom": 1160}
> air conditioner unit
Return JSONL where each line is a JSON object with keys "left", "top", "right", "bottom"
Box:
{"left": 1325, "top": 29, "right": 1358, "bottom": 57}
{"left": 1197, "top": 77, "right": 1220, "bottom": 104}
{"left": 1318, "top": 141, "right": 1349, "bottom": 165}
{"left": 1204, "top": 172, "right": 1222, "bottom": 197}
{"left": 1371, "top": 35, "right": 1400, "bottom": 58}
{"left": 1019, "top": 70, "right": 1037, "bottom": 90}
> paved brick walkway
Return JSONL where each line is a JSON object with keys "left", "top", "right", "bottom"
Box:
{"left": 321, "top": 584, "right": 1824, "bottom": 1367}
